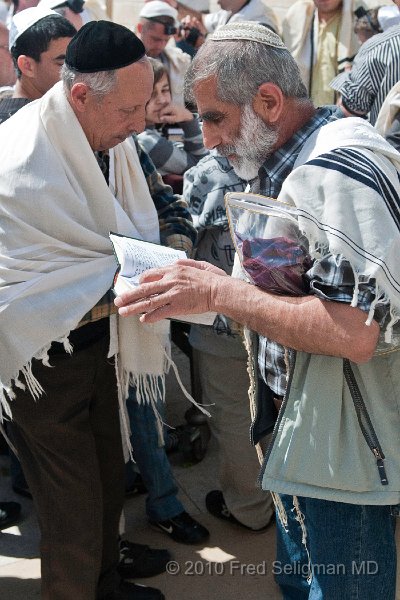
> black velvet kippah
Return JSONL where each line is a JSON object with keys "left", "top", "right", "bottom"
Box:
{"left": 65, "top": 20, "right": 146, "bottom": 73}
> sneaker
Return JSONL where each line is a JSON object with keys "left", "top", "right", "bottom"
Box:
{"left": 149, "top": 511, "right": 209, "bottom": 545}
{"left": 118, "top": 540, "right": 171, "bottom": 579}
{"left": 0, "top": 501, "right": 21, "bottom": 530}
{"left": 205, "top": 490, "right": 272, "bottom": 532}
{"left": 103, "top": 581, "right": 165, "bottom": 599}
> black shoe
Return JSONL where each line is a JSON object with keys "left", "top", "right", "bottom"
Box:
{"left": 205, "top": 490, "right": 272, "bottom": 532}
{"left": 118, "top": 540, "right": 171, "bottom": 579}
{"left": 0, "top": 501, "right": 21, "bottom": 530}
{"left": 103, "top": 581, "right": 165, "bottom": 599}
{"left": 150, "top": 511, "right": 209, "bottom": 545}
{"left": 12, "top": 484, "right": 32, "bottom": 500}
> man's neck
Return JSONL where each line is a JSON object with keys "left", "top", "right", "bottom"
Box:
{"left": 12, "top": 78, "right": 41, "bottom": 100}
{"left": 275, "top": 100, "right": 316, "bottom": 149}
{"left": 231, "top": 0, "right": 251, "bottom": 16}
{"left": 318, "top": 6, "right": 341, "bottom": 24}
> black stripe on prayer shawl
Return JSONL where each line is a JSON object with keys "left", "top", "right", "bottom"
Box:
{"left": 307, "top": 148, "right": 400, "bottom": 230}
{"left": 294, "top": 149, "right": 400, "bottom": 294}
{"left": 334, "top": 148, "right": 400, "bottom": 230}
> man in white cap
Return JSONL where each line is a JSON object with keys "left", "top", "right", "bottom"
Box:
{"left": 0, "top": 7, "right": 76, "bottom": 124}
{"left": 116, "top": 21, "right": 400, "bottom": 600}
{"left": 137, "top": 0, "right": 190, "bottom": 105}
{"left": 155, "top": 0, "right": 279, "bottom": 35}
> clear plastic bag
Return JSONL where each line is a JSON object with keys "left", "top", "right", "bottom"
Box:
{"left": 225, "top": 192, "right": 313, "bottom": 296}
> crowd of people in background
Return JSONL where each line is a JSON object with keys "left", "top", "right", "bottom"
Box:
{"left": 1, "top": 1, "right": 400, "bottom": 599}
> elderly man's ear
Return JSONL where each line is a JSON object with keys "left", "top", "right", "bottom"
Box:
{"left": 253, "top": 82, "right": 284, "bottom": 124}
{"left": 70, "top": 83, "right": 91, "bottom": 112}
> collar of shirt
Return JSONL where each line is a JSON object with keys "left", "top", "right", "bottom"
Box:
{"left": 251, "top": 105, "right": 342, "bottom": 198}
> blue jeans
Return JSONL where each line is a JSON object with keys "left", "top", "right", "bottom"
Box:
{"left": 125, "top": 384, "right": 184, "bottom": 522}
{"left": 275, "top": 494, "right": 397, "bottom": 600}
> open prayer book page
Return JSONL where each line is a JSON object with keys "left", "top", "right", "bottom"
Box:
{"left": 109, "top": 232, "right": 217, "bottom": 326}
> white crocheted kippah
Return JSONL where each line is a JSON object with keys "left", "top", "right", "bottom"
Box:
{"left": 209, "top": 21, "right": 286, "bottom": 49}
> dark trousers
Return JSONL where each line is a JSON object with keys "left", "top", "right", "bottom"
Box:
{"left": 9, "top": 334, "right": 125, "bottom": 600}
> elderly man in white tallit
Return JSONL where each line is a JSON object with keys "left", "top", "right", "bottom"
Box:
{"left": 0, "top": 20, "right": 196, "bottom": 600}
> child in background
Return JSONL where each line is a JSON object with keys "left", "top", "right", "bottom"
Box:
{"left": 138, "top": 57, "right": 207, "bottom": 177}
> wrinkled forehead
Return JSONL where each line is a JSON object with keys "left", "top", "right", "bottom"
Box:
{"left": 114, "top": 59, "right": 153, "bottom": 97}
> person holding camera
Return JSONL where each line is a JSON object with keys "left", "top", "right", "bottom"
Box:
{"left": 154, "top": 0, "right": 279, "bottom": 35}
{"left": 38, "top": 0, "right": 109, "bottom": 30}
{"left": 137, "top": 1, "right": 191, "bottom": 106}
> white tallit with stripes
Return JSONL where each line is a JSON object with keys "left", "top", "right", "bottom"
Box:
{"left": 278, "top": 116, "right": 400, "bottom": 340}
{"left": 0, "top": 81, "right": 170, "bottom": 422}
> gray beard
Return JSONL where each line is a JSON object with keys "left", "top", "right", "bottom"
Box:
{"left": 218, "top": 104, "right": 279, "bottom": 181}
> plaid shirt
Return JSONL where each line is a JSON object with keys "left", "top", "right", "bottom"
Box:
{"left": 251, "top": 106, "right": 389, "bottom": 397}
{"left": 78, "top": 139, "right": 196, "bottom": 327}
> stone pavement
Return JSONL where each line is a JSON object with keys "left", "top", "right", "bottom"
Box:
{"left": 0, "top": 346, "right": 399, "bottom": 599}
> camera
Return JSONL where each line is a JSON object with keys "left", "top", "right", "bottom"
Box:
{"left": 178, "top": 24, "right": 201, "bottom": 47}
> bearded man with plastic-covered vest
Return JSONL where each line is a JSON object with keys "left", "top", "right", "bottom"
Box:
{"left": 115, "top": 22, "right": 400, "bottom": 600}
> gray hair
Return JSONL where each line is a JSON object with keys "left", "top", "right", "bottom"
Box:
{"left": 61, "top": 64, "right": 118, "bottom": 99}
{"left": 184, "top": 40, "right": 308, "bottom": 106}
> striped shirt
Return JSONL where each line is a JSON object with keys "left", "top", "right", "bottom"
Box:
{"left": 330, "top": 24, "right": 400, "bottom": 125}
{"left": 251, "top": 107, "right": 388, "bottom": 397}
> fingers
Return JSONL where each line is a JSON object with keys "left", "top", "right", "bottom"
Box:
{"left": 175, "top": 258, "right": 206, "bottom": 269}
{"left": 118, "top": 296, "right": 163, "bottom": 318}
{"left": 175, "top": 259, "right": 227, "bottom": 276}
{"left": 139, "top": 303, "right": 175, "bottom": 323}
{"left": 114, "top": 278, "right": 165, "bottom": 308}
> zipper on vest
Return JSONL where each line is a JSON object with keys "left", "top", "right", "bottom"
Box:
{"left": 258, "top": 348, "right": 297, "bottom": 485}
{"left": 343, "top": 358, "right": 388, "bottom": 486}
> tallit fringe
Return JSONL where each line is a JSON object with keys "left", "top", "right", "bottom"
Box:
{"left": 109, "top": 315, "right": 133, "bottom": 462}
{"left": 304, "top": 233, "right": 400, "bottom": 342}
{"left": 385, "top": 306, "right": 400, "bottom": 344}
{"left": 350, "top": 263, "right": 360, "bottom": 308}
{"left": 0, "top": 386, "right": 14, "bottom": 421}
{"left": 243, "top": 327, "right": 264, "bottom": 465}
{"left": 20, "top": 363, "right": 44, "bottom": 399}
{"left": 292, "top": 495, "right": 313, "bottom": 585}
{"left": 161, "top": 347, "right": 212, "bottom": 419}
{"left": 0, "top": 360, "right": 44, "bottom": 423}
{"left": 271, "top": 491, "right": 288, "bottom": 531}
{"left": 122, "top": 370, "right": 166, "bottom": 446}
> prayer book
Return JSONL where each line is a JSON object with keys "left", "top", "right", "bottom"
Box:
{"left": 109, "top": 232, "right": 217, "bottom": 326}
